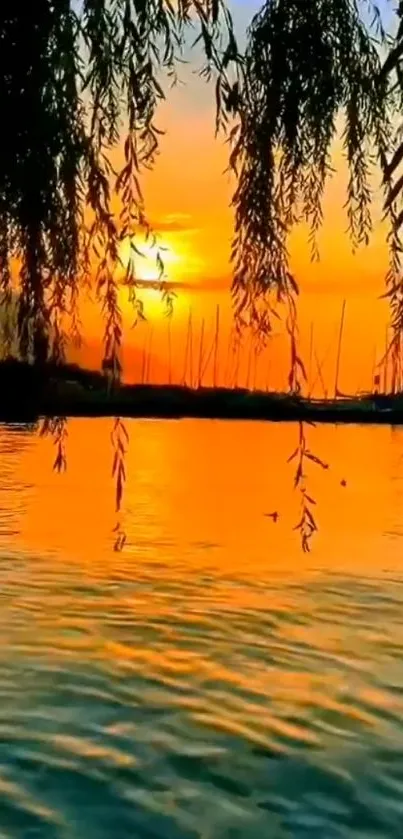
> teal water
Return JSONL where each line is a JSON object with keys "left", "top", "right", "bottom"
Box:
{"left": 0, "top": 419, "right": 402, "bottom": 838}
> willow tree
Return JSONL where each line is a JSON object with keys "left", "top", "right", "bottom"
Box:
{"left": 0, "top": 1, "right": 237, "bottom": 369}
{"left": 230, "top": 0, "right": 403, "bottom": 377}
{"left": 1, "top": 1, "right": 403, "bottom": 548}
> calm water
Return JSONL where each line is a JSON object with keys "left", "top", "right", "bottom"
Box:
{"left": 0, "top": 419, "right": 403, "bottom": 838}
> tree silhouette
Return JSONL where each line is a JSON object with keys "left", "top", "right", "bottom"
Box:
{"left": 1, "top": 1, "right": 403, "bottom": 378}
{"left": 0, "top": 1, "right": 237, "bottom": 372}
{"left": 229, "top": 1, "right": 403, "bottom": 385}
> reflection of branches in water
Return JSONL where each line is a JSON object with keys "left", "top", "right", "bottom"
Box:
{"left": 113, "top": 523, "right": 127, "bottom": 553}
{"left": 40, "top": 414, "right": 128, "bottom": 552}
{"left": 111, "top": 417, "right": 128, "bottom": 552}
{"left": 111, "top": 417, "right": 128, "bottom": 512}
{"left": 40, "top": 416, "right": 67, "bottom": 473}
{"left": 289, "top": 421, "right": 329, "bottom": 553}
{"left": 285, "top": 296, "right": 329, "bottom": 552}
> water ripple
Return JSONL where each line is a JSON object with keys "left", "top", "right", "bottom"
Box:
{"left": 0, "top": 421, "right": 402, "bottom": 836}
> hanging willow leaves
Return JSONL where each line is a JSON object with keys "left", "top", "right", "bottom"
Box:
{"left": 2, "top": 1, "right": 403, "bottom": 386}
{"left": 0, "top": 1, "right": 237, "bottom": 364}
{"left": 40, "top": 416, "right": 68, "bottom": 473}
{"left": 378, "top": 1, "right": 403, "bottom": 373}
{"left": 229, "top": 0, "right": 392, "bottom": 345}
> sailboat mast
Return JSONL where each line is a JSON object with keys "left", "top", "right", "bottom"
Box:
{"left": 145, "top": 324, "right": 154, "bottom": 384}
{"left": 246, "top": 332, "right": 253, "bottom": 390}
{"left": 383, "top": 327, "right": 389, "bottom": 394}
{"left": 234, "top": 335, "right": 241, "bottom": 389}
{"left": 183, "top": 307, "right": 192, "bottom": 386}
{"left": 334, "top": 299, "right": 346, "bottom": 398}
{"left": 213, "top": 305, "right": 220, "bottom": 388}
{"left": 224, "top": 325, "right": 234, "bottom": 389}
{"left": 140, "top": 325, "right": 148, "bottom": 385}
{"left": 308, "top": 322, "right": 314, "bottom": 397}
{"left": 189, "top": 309, "right": 194, "bottom": 388}
{"left": 167, "top": 317, "right": 172, "bottom": 386}
{"left": 197, "top": 317, "right": 205, "bottom": 388}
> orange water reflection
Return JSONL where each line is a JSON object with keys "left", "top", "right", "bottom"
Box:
{"left": 4, "top": 419, "right": 401, "bottom": 570}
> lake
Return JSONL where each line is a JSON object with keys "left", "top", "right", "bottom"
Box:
{"left": 0, "top": 418, "right": 402, "bottom": 838}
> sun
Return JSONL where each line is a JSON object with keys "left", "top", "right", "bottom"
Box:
{"left": 117, "top": 234, "right": 186, "bottom": 319}
{"left": 118, "top": 235, "right": 180, "bottom": 284}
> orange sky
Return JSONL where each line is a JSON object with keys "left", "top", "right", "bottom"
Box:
{"left": 75, "top": 0, "right": 393, "bottom": 396}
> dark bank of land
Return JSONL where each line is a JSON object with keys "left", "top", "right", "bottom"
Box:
{"left": 1, "top": 357, "right": 403, "bottom": 425}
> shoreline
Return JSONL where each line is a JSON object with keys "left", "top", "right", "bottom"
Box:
{"left": 0, "top": 361, "right": 402, "bottom": 425}
{"left": 6, "top": 387, "right": 403, "bottom": 426}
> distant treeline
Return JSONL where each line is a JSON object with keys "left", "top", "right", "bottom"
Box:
{"left": 0, "top": 356, "right": 402, "bottom": 424}
{"left": 0, "top": 356, "right": 105, "bottom": 388}
{"left": 0, "top": 357, "right": 107, "bottom": 419}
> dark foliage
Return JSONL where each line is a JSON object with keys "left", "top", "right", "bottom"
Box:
{"left": 0, "top": 1, "right": 237, "bottom": 370}
{"left": 1, "top": 2, "right": 403, "bottom": 365}
{"left": 229, "top": 0, "right": 391, "bottom": 342}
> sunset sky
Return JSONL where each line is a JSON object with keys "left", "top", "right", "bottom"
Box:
{"left": 77, "top": 0, "right": 394, "bottom": 396}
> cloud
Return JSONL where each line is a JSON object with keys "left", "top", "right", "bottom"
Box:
{"left": 150, "top": 213, "right": 199, "bottom": 234}
{"left": 187, "top": 276, "right": 231, "bottom": 293}
{"left": 127, "top": 275, "right": 230, "bottom": 293}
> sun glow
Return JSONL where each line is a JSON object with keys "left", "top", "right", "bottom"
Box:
{"left": 117, "top": 234, "right": 189, "bottom": 321}
{"left": 118, "top": 236, "right": 180, "bottom": 283}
